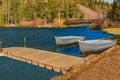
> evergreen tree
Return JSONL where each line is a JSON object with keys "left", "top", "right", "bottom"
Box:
{"left": 108, "top": 0, "right": 120, "bottom": 20}
{"left": 11, "top": 0, "right": 21, "bottom": 23}
{"left": 0, "top": 6, "right": 5, "bottom": 26}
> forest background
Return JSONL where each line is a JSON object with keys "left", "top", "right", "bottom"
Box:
{"left": 0, "top": 0, "right": 119, "bottom": 27}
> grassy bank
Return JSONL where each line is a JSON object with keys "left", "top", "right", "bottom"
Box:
{"left": 104, "top": 28, "right": 120, "bottom": 35}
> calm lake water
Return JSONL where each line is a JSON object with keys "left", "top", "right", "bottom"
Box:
{"left": 0, "top": 25, "right": 113, "bottom": 56}
{"left": 0, "top": 56, "right": 62, "bottom": 80}
{"left": 0, "top": 25, "right": 114, "bottom": 80}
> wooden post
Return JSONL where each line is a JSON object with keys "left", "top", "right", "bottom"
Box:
{"left": 24, "top": 37, "right": 26, "bottom": 47}
{"left": 58, "top": 7, "right": 61, "bottom": 23}
{"left": 7, "top": 0, "right": 10, "bottom": 24}
{"left": 0, "top": 41, "right": 2, "bottom": 53}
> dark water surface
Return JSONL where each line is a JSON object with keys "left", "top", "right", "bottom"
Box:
{"left": 0, "top": 25, "right": 113, "bottom": 56}
{"left": 0, "top": 56, "right": 62, "bottom": 80}
{"left": 0, "top": 25, "right": 113, "bottom": 80}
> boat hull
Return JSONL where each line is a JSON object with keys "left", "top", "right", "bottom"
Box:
{"left": 78, "top": 40, "right": 117, "bottom": 55}
{"left": 54, "top": 36, "right": 85, "bottom": 45}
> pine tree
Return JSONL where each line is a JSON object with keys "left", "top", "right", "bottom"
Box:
{"left": 108, "top": 0, "right": 120, "bottom": 20}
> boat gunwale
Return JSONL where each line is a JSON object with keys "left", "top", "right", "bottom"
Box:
{"left": 54, "top": 36, "right": 85, "bottom": 39}
{"left": 78, "top": 40, "right": 117, "bottom": 45}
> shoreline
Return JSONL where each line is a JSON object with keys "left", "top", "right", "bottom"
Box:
{"left": 0, "top": 25, "right": 84, "bottom": 28}
{"left": 51, "top": 45, "right": 120, "bottom": 80}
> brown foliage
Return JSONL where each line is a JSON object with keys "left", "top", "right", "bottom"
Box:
{"left": 88, "top": 23, "right": 101, "bottom": 30}
{"left": 19, "top": 19, "right": 45, "bottom": 27}
{"left": 111, "top": 21, "right": 120, "bottom": 27}
{"left": 19, "top": 21, "right": 34, "bottom": 27}
{"left": 52, "top": 19, "right": 66, "bottom": 28}
{"left": 34, "top": 18, "right": 44, "bottom": 27}
{"left": 88, "top": 19, "right": 111, "bottom": 30}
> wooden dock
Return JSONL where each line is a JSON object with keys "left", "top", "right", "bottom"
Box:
{"left": 0, "top": 53, "right": 3, "bottom": 56}
{"left": 1, "top": 47, "right": 85, "bottom": 73}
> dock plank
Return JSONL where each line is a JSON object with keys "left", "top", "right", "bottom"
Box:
{"left": 2, "top": 47, "right": 85, "bottom": 73}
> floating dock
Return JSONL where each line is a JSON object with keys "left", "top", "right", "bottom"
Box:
{"left": 1, "top": 47, "right": 85, "bottom": 73}
{"left": 0, "top": 54, "right": 3, "bottom": 56}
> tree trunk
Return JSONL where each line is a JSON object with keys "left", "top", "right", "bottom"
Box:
{"left": 44, "top": 17, "right": 47, "bottom": 25}
{"left": 7, "top": 0, "right": 11, "bottom": 24}
{"left": 59, "top": 7, "right": 61, "bottom": 23}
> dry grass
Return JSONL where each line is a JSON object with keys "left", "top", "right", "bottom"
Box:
{"left": 104, "top": 28, "right": 120, "bottom": 35}
{"left": 52, "top": 19, "right": 66, "bottom": 28}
